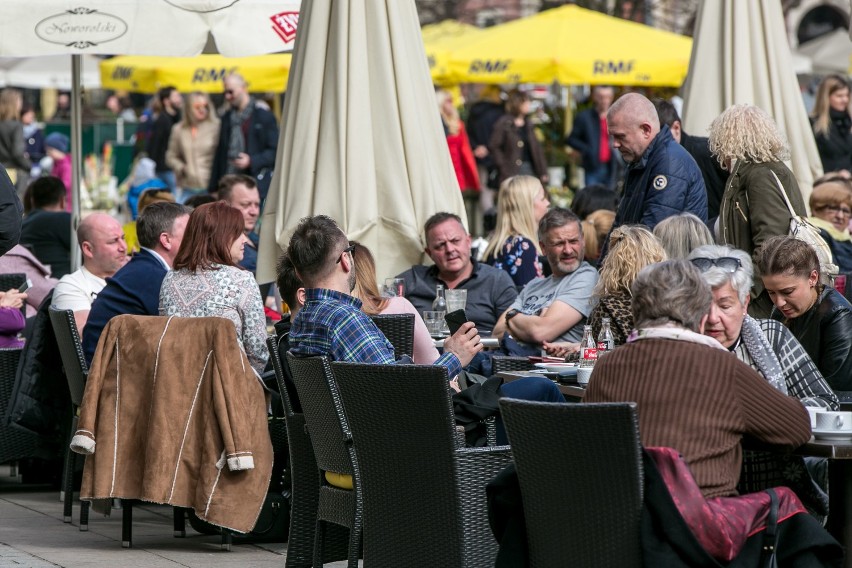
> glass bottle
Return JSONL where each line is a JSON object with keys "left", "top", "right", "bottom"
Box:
{"left": 579, "top": 325, "right": 597, "bottom": 368}
{"left": 432, "top": 284, "right": 449, "bottom": 334}
{"left": 597, "top": 317, "right": 615, "bottom": 353}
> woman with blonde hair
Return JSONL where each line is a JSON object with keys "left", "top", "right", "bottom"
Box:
{"left": 652, "top": 212, "right": 714, "bottom": 259}
{"left": 165, "top": 91, "right": 220, "bottom": 203}
{"left": 709, "top": 103, "right": 808, "bottom": 318}
{"left": 810, "top": 74, "right": 852, "bottom": 174}
{"left": 0, "top": 88, "right": 30, "bottom": 189}
{"left": 808, "top": 179, "right": 852, "bottom": 272}
{"left": 437, "top": 89, "right": 479, "bottom": 193}
{"left": 483, "top": 175, "right": 550, "bottom": 287}
{"left": 350, "top": 242, "right": 439, "bottom": 365}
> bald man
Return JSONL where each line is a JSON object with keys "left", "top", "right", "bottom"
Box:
{"left": 208, "top": 72, "right": 279, "bottom": 199}
{"left": 52, "top": 213, "right": 128, "bottom": 332}
{"left": 603, "top": 93, "right": 707, "bottom": 257}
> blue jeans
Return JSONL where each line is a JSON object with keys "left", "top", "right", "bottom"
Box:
{"left": 156, "top": 171, "right": 177, "bottom": 193}
{"left": 496, "top": 377, "right": 564, "bottom": 444}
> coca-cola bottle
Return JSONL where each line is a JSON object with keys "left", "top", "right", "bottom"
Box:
{"left": 578, "top": 325, "right": 597, "bottom": 385}
{"left": 597, "top": 317, "right": 615, "bottom": 353}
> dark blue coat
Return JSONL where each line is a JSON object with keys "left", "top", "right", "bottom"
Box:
{"left": 82, "top": 249, "right": 167, "bottom": 364}
{"left": 614, "top": 125, "right": 707, "bottom": 229}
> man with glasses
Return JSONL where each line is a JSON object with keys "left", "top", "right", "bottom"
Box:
{"left": 492, "top": 208, "right": 598, "bottom": 348}
{"left": 208, "top": 73, "right": 279, "bottom": 199}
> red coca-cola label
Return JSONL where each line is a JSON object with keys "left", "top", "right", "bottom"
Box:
{"left": 582, "top": 347, "right": 598, "bottom": 360}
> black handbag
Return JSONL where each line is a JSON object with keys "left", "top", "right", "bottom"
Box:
{"left": 761, "top": 488, "right": 779, "bottom": 568}
{"left": 231, "top": 491, "right": 290, "bottom": 543}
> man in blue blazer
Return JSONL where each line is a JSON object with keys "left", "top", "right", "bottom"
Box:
{"left": 82, "top": 202, "right": 190, "bottom": 364}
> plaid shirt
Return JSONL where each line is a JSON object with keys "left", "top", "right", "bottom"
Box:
{"left": 733, "top": 318, "right": 839, "bottom": 409}
{"left": 290, "top": 288, "right": 461, "bottom": 377}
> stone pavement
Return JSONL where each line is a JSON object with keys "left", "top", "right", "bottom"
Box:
{"left": 0, "top": 468, "right": 353, "bottom": 567}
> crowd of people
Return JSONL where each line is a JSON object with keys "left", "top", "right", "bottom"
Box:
{"left": 2, "top": 67, "right": 852, "bottom": 564}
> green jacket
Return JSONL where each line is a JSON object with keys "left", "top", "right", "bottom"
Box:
{"left": 718, "top": 160, "right": 806, "bottom": 298}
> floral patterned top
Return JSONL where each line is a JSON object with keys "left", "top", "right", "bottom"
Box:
{"left": 485, "top": 236, "right": 543, "bottom": 288}
{"left": 159, "top": 264, "right": 268, "bottom": 375}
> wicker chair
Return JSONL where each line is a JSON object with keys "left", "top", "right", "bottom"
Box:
{"left": 266, "top": 337, "right": 349, "bottom": 568}
{"left": 499, "top": 400, "right": 643, "bottom": 568}
{"left": 48, "top": 307, "right": 91, "bottom": 531}
{"left": 491, "top": 355, "right": 536, "bottom": 375}
{"left": 286, "top": 354, "right": 362, "bottom": 568}
{"left": 331, "top": 361, "right": 512, "bottom": 568}
{"left": 0, "top": 348, "right": 40, "bottom": 468}
{"left": 369, "top": 313, "right": 414, "bottom": 359}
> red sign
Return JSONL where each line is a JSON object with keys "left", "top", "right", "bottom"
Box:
{"left": 270, "top": 11, "right": 299, "bottom": 44}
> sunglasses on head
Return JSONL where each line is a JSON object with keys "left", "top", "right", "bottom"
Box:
{"left": 690, "top": 257, "right": 741, "bottom": 273}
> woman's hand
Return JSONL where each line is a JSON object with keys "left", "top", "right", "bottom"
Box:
{"left": 0, "top": 290, "right": 26, "bottom": 309}
{"left": 542, "top": 341, "right": 579, "bottom": 358}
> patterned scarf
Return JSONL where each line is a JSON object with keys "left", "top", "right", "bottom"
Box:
{"left": 739, "top": 315, "right": 787, "bottom": 395}
{"left": 627, "top": 323, "right": 727, "bottom": 351}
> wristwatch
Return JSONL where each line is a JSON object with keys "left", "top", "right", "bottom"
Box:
{"left": 505, "top": 309, "right": 520, "bottom": 326}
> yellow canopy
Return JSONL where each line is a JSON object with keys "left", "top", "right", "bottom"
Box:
{"left": 445, "top": 5, "right": 692, "bottom": 87}
{"left": 100, "top": 54, "right": 292, "bottom": 94}
{"left": 421, "top": 20, "right": 483, "bottom": 84}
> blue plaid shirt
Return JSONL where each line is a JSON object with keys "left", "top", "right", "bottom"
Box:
{"left": 290, "top": 288, "right": 461, "bottom": 377}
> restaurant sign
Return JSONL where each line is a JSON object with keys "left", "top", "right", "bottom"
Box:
{"left": 35, "top": 8, "right": 127, "bottom": 49}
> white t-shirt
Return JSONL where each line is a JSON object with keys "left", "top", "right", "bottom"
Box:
{"left": 52, "top": 266, "right": 106, "bottom": 312}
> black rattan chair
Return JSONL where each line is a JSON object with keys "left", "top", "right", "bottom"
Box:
{"left": 331, "top": 361, "right": 512, "bottom": 568}
{"left": 48, "top": 307, "right": 91, "bottom": 531}
{"left": 266, "top": 337, "right": 349, "bottom": 568}
{"left": 0, "top": 348, "right": 40, "bottom": 469}
{"left": 286, "top": 354, "right": 361, "bottom": 568}
{"left": 499, "top": 400, "right": 643, "bottom": 568}
{"left": 491, "top": 355, "right": 536, "bottom": 375}
{"left": 369, "top": 313, "right": 414, "bottom": 360}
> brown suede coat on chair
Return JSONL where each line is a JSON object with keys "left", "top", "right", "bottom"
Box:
{"left": 70, "top": 315, "right": 272, "bottom": 533}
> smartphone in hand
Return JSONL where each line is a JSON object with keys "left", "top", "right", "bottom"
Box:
{"left": 444, "top": 309, "right": 469, "bottom": 336}
{"left": 17, "top": 278, "right": 32, "bottom": 293}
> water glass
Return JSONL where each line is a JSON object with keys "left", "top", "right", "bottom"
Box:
{"left": 445, "top": 288, "right": 467, "bottom": 313}
{"left": 383, "top": 277, "right": 406, "bottom": 297}
{"left": 423, "top": 310, "right": 445, "bottom": 337}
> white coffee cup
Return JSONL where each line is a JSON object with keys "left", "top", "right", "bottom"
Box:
{"left": 815, "top": 411, "right": 852, "bottom": 431}
{"left": 577, "top": 366, "right": 593, "bottom": 386}
{"left": 806, "top": 407, "right": 819, "bottom": 429}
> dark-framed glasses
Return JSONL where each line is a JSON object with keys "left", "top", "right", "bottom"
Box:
{"left": 690, "top": 257, "right": 742, "bottom": 273}
{"left": 336, "top": 243, "right": 355, "bottom": 264}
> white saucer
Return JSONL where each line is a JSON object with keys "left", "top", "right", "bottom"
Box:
{"left": 812, "top": 428, "right": 852, "bottom": 441}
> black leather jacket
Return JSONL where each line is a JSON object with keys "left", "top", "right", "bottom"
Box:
{"left": 773, "top": 287, "right": 852, "bottom": 393}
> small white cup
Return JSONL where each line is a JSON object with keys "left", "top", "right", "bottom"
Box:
{"left": 806, "top": 407, "right": 819, "bottom": 429}
{"left": 815, "top": 411, "right": 852, "bottom": 431}
{"left": 577, "top": 367, "right": 593, "bottom": 386}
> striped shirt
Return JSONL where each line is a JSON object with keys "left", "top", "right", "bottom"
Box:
{"left": 290, "top": 288, "right": 461, "bottom": 377}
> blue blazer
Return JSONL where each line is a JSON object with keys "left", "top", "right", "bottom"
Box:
{"left": 82, "top": 249, "right": 168, "bottom": 364}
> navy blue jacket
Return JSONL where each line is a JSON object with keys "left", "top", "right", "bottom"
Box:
{"left": 82, "top": 249, "right": 167, "bottom": 364}
{"left": 614, "top": 125, "right": 707, "bottom": 229}
{"left": 565, "top": 107, "right": 613, "bottom": 173}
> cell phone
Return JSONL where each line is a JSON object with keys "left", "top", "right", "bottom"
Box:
{"left": 444, "top": 309, "right": 469, "bottom": 336}
{"left": 17, "top": 278, "right": 32, "bottom": 293}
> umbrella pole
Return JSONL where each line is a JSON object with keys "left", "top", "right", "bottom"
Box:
{"left": 70, "top": 55, "right": 82, "bottom": 271}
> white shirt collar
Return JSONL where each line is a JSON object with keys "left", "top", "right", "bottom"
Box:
{"left": 141, "top": 247, "right": 171, "bottom": 270}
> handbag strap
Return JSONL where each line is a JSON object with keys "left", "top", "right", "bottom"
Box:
{"left": 769, "top": 169, "right": 797, "bottom": 218}
{"left": 761, "top": 488, "right": 779, "bottom": 568}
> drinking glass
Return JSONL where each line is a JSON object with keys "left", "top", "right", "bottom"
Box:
{"left": 423, "top": 310, "right": 445, "bottom": 337}
{"left": 445, "top": 289, "right": 467, "bottom": 313}
{"left": 383, "top": 277, "right": 406, "bottom": 297}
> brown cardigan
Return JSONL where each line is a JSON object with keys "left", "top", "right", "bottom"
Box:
{"left": 70, "top": 315, "right": 272, "bottom": 533}
{"left": 585, "top": 338, "right": 811, "bottom": 498}
{"left": 488, "top": 115, "right": 548, "bottom": 184}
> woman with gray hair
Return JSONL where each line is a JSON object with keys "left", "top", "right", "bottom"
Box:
{"left": 709, "top": 104, "right": 808, "bottom": 318}
{"left": 689, "top": 243, "right": 837, "bottom": 516}
{"left": 652, "top": 212, "right": 714, "bottom": 259}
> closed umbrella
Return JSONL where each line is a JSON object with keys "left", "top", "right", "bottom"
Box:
{"left": 444, "top": 4, "right": 692, "bottom": 86}
{"left": 256, "top": 0, "right": 467, "bottom": 285}
{"left": 682, "top": 0, "right": 822, "bottom": 204}
{"left": 100, "top": 54, "right": 292, "bottom": 94}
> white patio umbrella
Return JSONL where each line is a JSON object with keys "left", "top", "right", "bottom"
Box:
{"left": 682, "top": 0, "right": 822, "bottom": 206}
{"left": 0, "top": 55, "right": 102, "bottom": 90}
{"left": 256, "top": 0, "right": 467, "bottom": 285}
{"left": 0, "top": 0, "right": 299, "bottom": 269}
{"left": 796, "top": 29, "right": 852, "bottom": 75}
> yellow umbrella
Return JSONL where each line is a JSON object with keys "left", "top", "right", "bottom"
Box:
{"left": 100, "top": 54, "right": 291, "bottom": 94}
{"left": 445, "top": 5, "right": 692, "bottom": 86}
{"left": 421, "top": 20, "right": 483, "bottom": 84}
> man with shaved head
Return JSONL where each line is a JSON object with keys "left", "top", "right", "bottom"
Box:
{"left": 53, "top": 213, "right": 128, "bottom": 332}
{"left": 602, "top": 93, "right": 707, "bottom": 257}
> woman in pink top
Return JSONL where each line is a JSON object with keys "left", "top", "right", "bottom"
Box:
{"left": 351, "top": 242, "right": 439, "bottom": 365}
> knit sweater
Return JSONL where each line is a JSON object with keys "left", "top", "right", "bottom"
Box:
{"left": 585, "top": 338, "right": 811, "bottom": 498}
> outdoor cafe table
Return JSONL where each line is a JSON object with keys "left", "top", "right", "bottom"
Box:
{"left": 796, "top": 437, "right": 852, "bottom": 567}
{"left": 433, "top": 336, "right": 500, "bottom": 349}
{"left": 497, "top": 370, "right": 587, "bottom": 400}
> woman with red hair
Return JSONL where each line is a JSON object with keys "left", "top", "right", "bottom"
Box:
{"left": 159, "top": 201, "right": 267, "bottom": 374}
